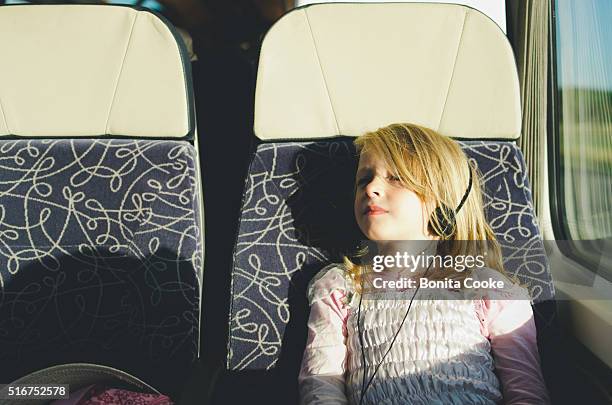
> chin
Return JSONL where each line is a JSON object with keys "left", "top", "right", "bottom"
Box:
{"left": 362, "top": 229, "right": 389, "bottom": 241}
{"left": 358, "top": 222, "right": 403, "bottom": 241}
{"left": 365, "top": 230, "right": 429, "bottom": 241}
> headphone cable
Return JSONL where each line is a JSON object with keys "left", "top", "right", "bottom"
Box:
{"left": 357, "top": 251, "right": 435, "bottom": 405}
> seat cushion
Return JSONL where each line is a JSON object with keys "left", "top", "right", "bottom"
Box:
{"left": 0, "top": 139, "right": 202, "bottom": 392}
{"left": 227, "top": 138, "right": 553, "bottom": 370}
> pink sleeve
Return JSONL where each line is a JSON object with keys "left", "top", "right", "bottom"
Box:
{"left": 298, "top": 267, "right": 350, "bottom": 405}
{"left": 477, "top": 297, "right": 550, "bottom": 405}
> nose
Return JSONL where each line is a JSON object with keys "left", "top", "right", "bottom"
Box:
{"left": 364, "top": 176, "right": 384, "bottom": 199}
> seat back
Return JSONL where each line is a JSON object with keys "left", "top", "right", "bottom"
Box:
{"left": 226, "top": 4, "right": 553, "bottom": 401}
{"left": 0, "top": 4, "right": 202, "bottom": 394}
{"left": 0, "top": 4, "right": 194, "bottom": 138}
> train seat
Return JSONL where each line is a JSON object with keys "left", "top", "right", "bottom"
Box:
{"left": 0, "top": 4, "right": 203, "bottom": 395}
{"left": 224, "top": 3, "right": 554, "bottom": 402}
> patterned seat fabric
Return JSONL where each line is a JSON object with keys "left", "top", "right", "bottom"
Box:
{"left": 227, "top": 139, "right": 554, "bottom": 371}
{"left": 0, "top": 139, "right": 202, "bottom": 392}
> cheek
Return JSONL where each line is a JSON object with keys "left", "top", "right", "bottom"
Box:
{"left": 396, "top": 192, "right": 429, "bottom": 221}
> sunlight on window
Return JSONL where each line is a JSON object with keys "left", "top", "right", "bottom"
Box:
{"left": 555, "top": 0, "right": 612, "bottom": 240}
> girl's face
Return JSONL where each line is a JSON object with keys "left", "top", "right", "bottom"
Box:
{"left": 354, "top": 150, "right": 434, "bottom": 241}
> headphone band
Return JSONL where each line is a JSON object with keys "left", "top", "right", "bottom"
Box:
{"left": 455, "top": 163, "right": 473, "bottom": 214}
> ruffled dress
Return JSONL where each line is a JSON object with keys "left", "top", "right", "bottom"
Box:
{"left": 299, "top": 265, "right": 550, "bottom": 405}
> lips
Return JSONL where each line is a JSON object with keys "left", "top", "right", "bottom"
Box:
{"left": 365, "top": 204, "right": 388, "bottom": 216}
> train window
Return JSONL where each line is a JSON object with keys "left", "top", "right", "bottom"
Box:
{"left": 296, "top": 0, "right": 507, "bottom": 33}
{"left": 551, "top": 0, "right": 612, "bottom": 279}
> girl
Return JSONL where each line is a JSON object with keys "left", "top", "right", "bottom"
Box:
{"left": 298, "top": 123, "right": 549, "bottom": 404}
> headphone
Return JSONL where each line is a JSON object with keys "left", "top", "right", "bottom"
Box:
{"left": 357, "top": 163, "right": 473, "bottom": 404}
{"left": 427, "top": 163, "right": 473, "bottom": 239}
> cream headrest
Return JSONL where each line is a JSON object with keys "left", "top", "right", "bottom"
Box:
{"left": 0, "top": 5, "right": 193, "bottom": 138}
{"left": 254, "top": 3, "right": 520, "bottom": 140}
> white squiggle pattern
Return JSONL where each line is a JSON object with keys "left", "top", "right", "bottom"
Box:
{"left": 460, "top": 141, "right": 552, "bottom": 300}
{"left": 0, "top": 139, "right": 202, "bottom": 384}
{"left": 228, "top": 140, "right": 553, "bottom": 371}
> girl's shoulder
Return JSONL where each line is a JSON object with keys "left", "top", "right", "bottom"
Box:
{"left": 307, "top": 263, "right": 355, "bottom": 305}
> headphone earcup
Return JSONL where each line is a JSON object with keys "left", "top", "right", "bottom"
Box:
{"left": 428, "top": 205, "right": 456, "bottom": 238}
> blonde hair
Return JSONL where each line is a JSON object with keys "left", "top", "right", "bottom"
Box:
{"left": 344, "top": 123, "right": 506, "bottom": 289}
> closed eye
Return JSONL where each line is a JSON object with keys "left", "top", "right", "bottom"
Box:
{"left": 356, "top": 176, "right": 370, "bottom": 187}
